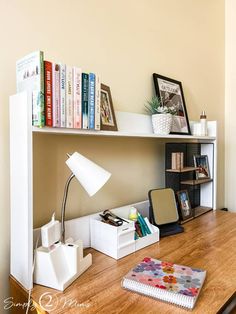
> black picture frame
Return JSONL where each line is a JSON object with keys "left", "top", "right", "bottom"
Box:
{"left": 176, "top": 190, "right": 193, "bottom": 220}
{"left": 100, "top": 84, "right": 118, "bottom": 131}
{"left": 153, "top": 73, "right": 191, "bottom": 135}
{"left": 193, "top": 155, "right": 210, "bottom": 180}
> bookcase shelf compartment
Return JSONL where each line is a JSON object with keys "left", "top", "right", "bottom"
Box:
{"left": 165, "top": 142, "right": 215, "bottom": 223}
{"left": 166, "top": 167, "right": 199, "bottom": 173}
{"left": 180, "top": 178, "right": 213, "bottom": 185}
{"left": 32, "top": 111, "right": 217, "bottom": 141}
{"left": 9, "top": 92, "right": 217, "bottom": 290}
{"left": 32, "top": 126, "right": 216, "bottom": 140}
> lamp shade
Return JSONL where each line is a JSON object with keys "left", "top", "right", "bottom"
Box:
{"left": 66, "top": 152, "right": 111, "bottom": 196}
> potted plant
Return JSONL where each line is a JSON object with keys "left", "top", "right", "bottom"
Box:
{"left": 145, "top": 96, "right": 177, "bottom": 135}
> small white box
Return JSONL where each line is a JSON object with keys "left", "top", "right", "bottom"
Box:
{"left": 90, "top": 215, "right": 135, "bottom": 259}
{"left": 90, "top": 211, "right": 160, "bottom": 260}
{"left": 190, "top": 121, "right": 201, "bottom": 136}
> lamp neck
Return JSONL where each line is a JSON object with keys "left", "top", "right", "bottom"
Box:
{"left": 61, "top": 173, "right": 75, "bottom": 244}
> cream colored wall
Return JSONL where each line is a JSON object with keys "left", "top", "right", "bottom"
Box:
{"left": 0, "top": 0, "right": 224, "bottom": 311}
{"left": 33, "top": 134, "right": 165, "bottom": 227}
{"left": 225, "top": 0, "right": 236, "bottom": 211}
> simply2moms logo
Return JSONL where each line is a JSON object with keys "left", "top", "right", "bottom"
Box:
{"left": 4, "top": 292, "right": 91, "bottom": 312}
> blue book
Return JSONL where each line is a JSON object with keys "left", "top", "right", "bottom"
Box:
{"left": 137, "top": 213, "right": 151, "bottom": 235}
{"left": 82, "top": 73, "right": 89, "bottom": 129}
{"left": 89, "top": 73, "right": 95, "bottom": 129}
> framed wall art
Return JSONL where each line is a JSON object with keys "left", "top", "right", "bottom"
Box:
{"left": 153, "top": 73, "right": 191, "bottom": 135}
{"left": 193, "top": 155, "right": 210, "bottom": 180}
{"left": 176, "top": 190, "right": 193, "bottom": 220}
{"left": 100, "top": 84, "right": 118, "bottom": 131}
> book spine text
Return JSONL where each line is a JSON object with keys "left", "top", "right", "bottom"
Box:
{"left": 60, "top": 64, "right": 66, "bottom": 128}
{"left": 89, "top": 73, "right": 95, "bottom": 129}
{"left": 44, "top": 61, "right": 53, "bottom": 127}
{"left": 73, "top": 67, "right": 82, "bottom": 129}
{"left": 82, "top": 73, "right": 89, "bottom": 129}
{"left": 95, "top": 75, "right": 101, "bottom": 130}
{"left": 66, "top": 66, "right": 73, "bottom": 128}
{"left": 52, "top": 63, "right": 60, "bottom": 127}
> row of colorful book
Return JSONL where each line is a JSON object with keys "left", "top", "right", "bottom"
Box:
{"left": 16, "top": 51, "right": 101, "bottom": 130}
{"left": 134, "top": 212, "right": 154, "bottom": 239}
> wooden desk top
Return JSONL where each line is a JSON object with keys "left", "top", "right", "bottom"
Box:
{"left": 10, "top": 210, "right": 236, "bottom": 314}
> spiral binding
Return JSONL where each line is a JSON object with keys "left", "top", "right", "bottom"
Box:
{"left": 122, "top": 278, "right": 195, "bottom": 309}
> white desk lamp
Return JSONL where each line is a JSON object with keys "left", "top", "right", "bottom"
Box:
{"left": 34, "top": 152, "right": 111, "bottom": 291}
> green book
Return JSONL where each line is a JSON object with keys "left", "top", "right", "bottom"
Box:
{"left": 137, "top": 212, "right": 151, "bottom": 235}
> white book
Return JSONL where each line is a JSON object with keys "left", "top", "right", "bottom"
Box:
{"left": 52, "top": 63, "right": 60, "bottom": 127}
{"left": 73, "top": 67, "right": 82, "bottom": 129}
{"left": 95, "top": 74, "right": 101, "bottom": 130}
{"left": 60, "top": 63, "right": 66, "bottom": 128}
{"left": 66, "top": 66, "right": 73, "bottom": 128}
{"left": 16, "top": 51, "right": 44, "bottom": 127}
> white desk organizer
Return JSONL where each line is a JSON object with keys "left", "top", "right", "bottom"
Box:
{"left": 34, "top": 239, "right": 92, "bottom": 291}
{"left": 90, "top": 202, "right": 159, "bottom": 259}
{"left": 33, "top": 201, "right": 160, "bottom": 262}
{"left": 91, "top": 218, "right": 135, "bottom": 259}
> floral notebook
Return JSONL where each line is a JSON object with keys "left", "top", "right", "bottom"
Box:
{"left": 121, "top": 257, "right": 206, "bottom": 310}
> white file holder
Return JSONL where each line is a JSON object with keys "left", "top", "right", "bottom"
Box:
{"left": 90, "top": 217, "right": 136, "bottom": 259}
{"left": 90, "top": 203, "right": 159, "bottom": 260}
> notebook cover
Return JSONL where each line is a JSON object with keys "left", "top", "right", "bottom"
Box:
{"left": 122, "top": 257, "right": 206, "bottom": 309}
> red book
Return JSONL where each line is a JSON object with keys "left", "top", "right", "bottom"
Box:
{"left": 44, "top": 61, "right": 53, "bottom": 126}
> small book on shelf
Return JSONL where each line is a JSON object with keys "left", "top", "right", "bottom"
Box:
{"left": 94, "top": 74, "right": 101, "bottom": 130}
{"left": 44, "top": 60, "right": 53, "bottom": 127}
{"left": 52, "top": 63, "right": 60, "bottom": 127}
{"left": 16, "top": 51, "right": 45, "bottom": 127}
{"left": 121, "top": 257, "right": 206, "bottom": 310}
{"left": 89, "top": 72, "right": 95, "bottom": 129}
{"left": 171, "top": 152, "right": 184, "bottom": 170}
{"left": 66, "top": 65, "right": 73, "bottom": 128}
{"left": 82, "top": 73, "right": 89, "bottom": 129}
{"left": 60, "top": 63, "right": 66, "bottom": 128}
{"left": 73, "top": 67, "right": 82, "bottom": 129}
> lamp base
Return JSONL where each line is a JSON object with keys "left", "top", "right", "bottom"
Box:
{"left": 34, "top": 239, "right": 92, "bottom": 291}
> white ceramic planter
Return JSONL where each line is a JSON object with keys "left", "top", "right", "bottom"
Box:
{"left": 151, "top": 113, "right": 173, "bottom": 135}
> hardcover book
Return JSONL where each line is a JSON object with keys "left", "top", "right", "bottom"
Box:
{"left": 52, "top": 63, "right": 60, "bottom": 127}
{"left": 82, "top": 73, "right": 89, "bottom": 129}
{"left": 44, "top": 61, "right": 53, "bottom": 127}
{"left": 66, "top": 66, "right": 73, "bottom": 128}
{"left": 60, "top": 63, "right": 66, "bottom": 128}
{"left": 73, "top": 67, "right": 82, "bottom": 129}
{"left": 16, "top": 51, "right": 45, "bottom": 127}
{"left": 122, "top": 257, "right": 206, "bottom": 310}
{"left": 171, "top": 152, "right": 184, "bottom": 170}
{"left": 88, "top": 73, "right": 95, "bottom": 129}
{"left": 95, "top": 74, "right": 101, "bottom": 130}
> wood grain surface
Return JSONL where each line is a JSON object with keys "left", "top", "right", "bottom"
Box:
{"left": 10, "top": 210, "right": 236, "bottom": 314}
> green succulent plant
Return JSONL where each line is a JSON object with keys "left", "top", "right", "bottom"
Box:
{"left": 145, "top": 96, "right": 177, "bottom": 115}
